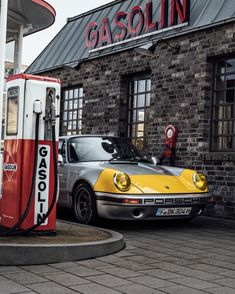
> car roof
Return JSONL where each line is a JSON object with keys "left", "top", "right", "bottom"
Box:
{"left": 59, "top": 134, "right": 120, "bottom": 140}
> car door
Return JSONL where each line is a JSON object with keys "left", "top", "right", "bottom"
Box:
{"left": 58, "top": 139, "right": 70, "bottom": 206}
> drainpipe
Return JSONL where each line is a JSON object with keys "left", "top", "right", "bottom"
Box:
{"left": 0, "top": 0, "right": 9, "bottom": 141}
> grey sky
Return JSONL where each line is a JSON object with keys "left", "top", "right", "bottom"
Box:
{"left": 6, "top": 0, "right": 111, "bottom": 66}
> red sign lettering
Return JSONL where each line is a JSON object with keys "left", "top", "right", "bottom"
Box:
{"left": 128, "top": 5, "right": 144, "bottom": 36}
{"left": 114, "top": 11, "right": 128, "bottom": 41}
{"left": 86, "top": 21, "right": 99, "bottom": 49}
{"left": 170, "top": 0, "right": 190, "bottom": 26}
{"left": 161, "top": 0, "right": 168, "bottom": 29}
{"left": 145, "top": 2, "right": 158, "bottom": 33}
{"left": 99, "top": 18, "right": 113, "bottom": 47}
{"left": 86, "top": 0, "right": 190, "bottom": 50}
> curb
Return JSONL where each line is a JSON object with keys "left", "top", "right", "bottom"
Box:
{"left": 0, "top": 223, "right": 125, "bottom": 266}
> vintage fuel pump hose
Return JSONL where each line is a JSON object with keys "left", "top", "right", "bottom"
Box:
{"left": 0, "top": 105, "right": 58, "bottom": 236}
{"left": 18, "top": 121, "right": 58, "bottom": 234}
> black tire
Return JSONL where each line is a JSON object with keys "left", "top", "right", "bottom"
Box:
{"left": 72, "top": 183, "right": 97, "bottom": 224}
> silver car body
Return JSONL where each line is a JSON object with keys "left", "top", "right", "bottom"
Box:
{"left": 58, "top": 136, "right": 211, "bottom": 220}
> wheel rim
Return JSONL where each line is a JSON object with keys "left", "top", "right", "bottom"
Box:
{"left": 75, "top": 187, "right": 92, "bottom": 223}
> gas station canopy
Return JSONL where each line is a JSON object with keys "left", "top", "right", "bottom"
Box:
{"left": 0, "top": 0, "right": 56, "bottom": 143}
{"left": 6, "top": 0, "right": 56, "bottom": 42}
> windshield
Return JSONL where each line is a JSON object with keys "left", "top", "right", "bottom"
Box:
{"left": 67, "top": 137, "right": 146, "bottom": 162}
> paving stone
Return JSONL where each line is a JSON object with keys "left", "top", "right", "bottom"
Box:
{"left": 209, "top": 248, "right": 235, "bottom": 257}
{"left": 142, "top": 245, "right": 176, "bottom": 255}
{"left": 49, "top": 262, "right": 78, "bottom": 269}
{"left": 0, "top": 276, "right": 8, "bottom": 281}
{"left": 218, "top": 270, "right": 235, "bottom": 278}
{"left": 0, "top": 266, "right": 24, "bottom": 274}
{"left": 163, "top": 284, "right": 209, "bottom": 294}
{"left": 176, "top": 268, "right": 222, "bottom": 281}
{"left": 87, "top": 274, "right": 132, "bottom": 287}
{"left": 184, "top": 242, "right": 212, "bottom": 250}
{"left": 166, "top": 251, "right": 202, "bottom": 260}
{"left": 113, "top": 260, "right": 153, "bottom": 271}
{"left": 97, "top": 256, "right": 125, "bottom": 263}
{"left": 139, "top": 268, "right": 183, "bottom": 279}
{"left": 63, "top": 265, "right": 103, "bottom": 277}
{"left": 1, "top": 217, "right": 235, "bottom": 293}
{"left": 20, "top": 265, "right": 59, "bottom": 274}
{"left": 17, "top": 292, "right": 38, "bottom": 294}
{"left": 71, "top": 283, "right": 122, "bottom": 294}
{"left": 200, "top": 253, "right": 235, "bottom": 263}
{"left": 157, "top": 256, "right": 197, "bottom": 266}
{"left": 206, "top": 286, "right": 235, "bottom": 294}
{"left": 128, "top": 249, "right": 167, "bottom": 259}
{"left": 200, "top": 259, "right": 235, "bottom": 270}
{"left": 149, "top": 261, "right": 188, "bottom": 272}
{"left": 100, "top": 266, "right": 144, "bottom": 278}
{"left": 112, "top": 250, "right": 135, "bottom": 257}
{"left": 125, "top": 255, "right": 159, "bottom": 264}
{"left": 176, "top": 247, "right": 205, "bottom": 255}
{"left": 27, "top": 282, "right": 78, "bottom": 294}
{"left": 170, "top": 276, "right": 219, "bottom": 290}
{"left": 128, "top": 275, "right": 176, "bottom": 289}
{"left": 76, "top": 259, "right": 113, "bottom": 269}
{"left": 215, "top": 278, "right": 235, "bottom": 288}
{"left": 0, "top": 280, "right": 30, "bottom": 294}
{"left": 188, "top": 263, "right": 225, "bottom": 273}
{"left": 42, "top": 272, "right": 90, "bottom": 286}
{"left": 124, "top": 244, "right": 137, "bottom": 250}
{"left": 115, "top": 283, "right": 165, "bottom": 294}
{"left": 4, "top": 271, "right": 47, "bottom": 285}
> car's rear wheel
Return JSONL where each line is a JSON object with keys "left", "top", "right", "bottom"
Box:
{"left": 72, "top": 183, "right": 97, "bottom": 224}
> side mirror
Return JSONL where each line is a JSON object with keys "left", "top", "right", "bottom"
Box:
{"left": 58, "top": 154, "right": 64, "bottom": 166}
{"left": 151, "top": 156, "right": 161, "bottom": 165}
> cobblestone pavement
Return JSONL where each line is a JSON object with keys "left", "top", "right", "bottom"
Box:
{"left": 0, "top": 216, "right": 235, "bottom": 294}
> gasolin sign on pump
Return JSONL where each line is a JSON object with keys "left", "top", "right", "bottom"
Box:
{"left": 0, "top": 74, "right": 60, "bottom": 233}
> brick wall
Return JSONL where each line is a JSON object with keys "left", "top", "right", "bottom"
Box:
{"left": 42, "top": 22, "right": 235, "bottom": 219}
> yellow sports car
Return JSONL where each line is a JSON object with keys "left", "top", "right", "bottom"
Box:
{"left": 58, "top": 135, "right": 212, "bottom": 224}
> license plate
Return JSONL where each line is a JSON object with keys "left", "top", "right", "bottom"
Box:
{"left": 156, "top": 207, "right": 192, "bottom": 216}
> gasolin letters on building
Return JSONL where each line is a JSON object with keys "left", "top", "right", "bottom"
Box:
{"left": 86, "top": 0, "right": 190, "bottom": 50}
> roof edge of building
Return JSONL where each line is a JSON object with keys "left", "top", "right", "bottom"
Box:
{"left": 66, "top": 0, "right": 123, "bottom": 23}
{"left": 26, "top": 17, "right": 235, "bottom": 75}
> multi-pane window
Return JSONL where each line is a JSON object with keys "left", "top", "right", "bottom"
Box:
{"left": 60, "top": 86, "right": 83, "bottom": 136}
{"left": 128, "top": 78, "right": 151, "bottom": 150}
{"left": 211, "top": 58, "right": 235, "bottom": 152}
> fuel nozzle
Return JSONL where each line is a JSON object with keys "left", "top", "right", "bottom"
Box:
{"left": 44, "top": 88, "right": 56, "bottom": 140}
{"left": 51, "top": 102, "right": 56, "bottom": 126}
{"left": 45, "top": 88, "right": 56, "bottom": 122}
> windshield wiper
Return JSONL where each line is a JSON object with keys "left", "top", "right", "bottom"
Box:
{"left": 108, "top": 157, "right": 138, "bottom": 163}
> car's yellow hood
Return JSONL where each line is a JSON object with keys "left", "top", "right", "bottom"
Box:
{"left": 94, "top": 165, "right": 207, "bottom": 194}
{"left": 130, "top": 171, "right": 201, "bottom": 194}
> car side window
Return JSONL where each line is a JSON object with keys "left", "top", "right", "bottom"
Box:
{"left": 59, "top": 140, "right": 66, "bottom": 162}
{"left": 68, "top": 141, "right": 79, "bottom": 163}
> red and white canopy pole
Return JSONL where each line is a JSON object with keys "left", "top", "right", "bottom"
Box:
{"left": 0, "top": 0, "right": 8, "bottom": 141}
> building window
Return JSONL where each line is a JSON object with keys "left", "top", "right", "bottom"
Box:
{"left": 60, "top": 86, "right": 83, "bottom": 136}
{"left": 128, "top": 77, "right": 151, "bottom": 150}
{"left": 211, "top": 58, "right": 235, "bottom": 152}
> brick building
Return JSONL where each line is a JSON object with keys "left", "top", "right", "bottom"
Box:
{"left": 27, "top": 0, "right": 235, "bottom": 219}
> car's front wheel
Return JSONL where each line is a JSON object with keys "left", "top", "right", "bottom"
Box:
{"left": 72, "top": 183, "right": 97, "bottom": 224}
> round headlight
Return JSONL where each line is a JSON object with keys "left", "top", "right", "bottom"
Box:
{"left": 114, "top": 172, "right": 131, "bottom": 192}
{"left": 193, "top": 173, "right": 207, "bottom": 190}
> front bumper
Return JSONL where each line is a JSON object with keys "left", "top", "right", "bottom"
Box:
{"left": 95, "top": 192, "right": 212, "bottom": 220}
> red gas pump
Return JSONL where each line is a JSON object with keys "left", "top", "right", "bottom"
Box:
{"left": 0, "top": 74, "right": 60, "bottom": 235}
